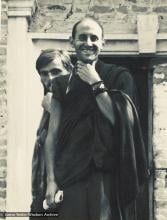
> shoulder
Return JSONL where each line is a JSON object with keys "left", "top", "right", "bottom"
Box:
{"left": 98, "top": 61, "right": 133, "bottom": 88}
{"left": 107, "top": 63, "right": 132, "bottom": 80}
{"left": 97, "top": 60, "right": 131, "bottom": 79}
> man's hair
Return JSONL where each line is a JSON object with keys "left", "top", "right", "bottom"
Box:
{"left": 36, "top": 49, "right": 73, "bottom": 73}
{"left": 72, "top": 15, "right": 104, "bottom": 39}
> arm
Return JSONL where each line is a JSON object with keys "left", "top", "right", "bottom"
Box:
{"left": 94, "top": 70, "right": 137, "bottom": 125}
{"left": 95, "top": 91, "right": 115, "bottom": 125}
{"left": 44, "top": 97, "right": 62, "bottom": 207}
{"left": 76, "top": 61, "right": 115, "bottom": 125}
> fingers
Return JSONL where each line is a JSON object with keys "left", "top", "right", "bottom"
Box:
{"left": 76, "top": 61, "right": 95, "bottom": 73}
{"left": 76, "top": 61, "right": 89, "bottom": 70}
{"left": 75, "top": 64, "right": 85, "bottom": 77}
{"left": 43, "top": 194, "right": 55, "bottom": 210}
{"left": 43, "top": 191, "right": 64, "bottom": 210}
{"left": 76, "top": 62, "right": 89, "bottom": 75}
{"left": 77, "top": 60, "right": 96, "bottom": 67}
{"left": 76, "top": 68, "right": 87, "bottom": 81}
{"left": 46, "top": 192, "right": 56, "bottom": 208}
{"left": 76, "top": 62, "right": 85, "bottom": 72}
{"left": 75, "top": 60, "right": 100, "bottom": 84}
{"left": 45, "top": 182, "right": 59, "bottom": 208}
{"left": 76, "top": 67, "right": 85, "bottom": 75}
{"left": 76, "top": 61, "right": 91, "bottom": 70}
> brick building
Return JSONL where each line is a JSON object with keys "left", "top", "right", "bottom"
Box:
{"left": 0, "top": 0, "right": 167, "bottom": 219}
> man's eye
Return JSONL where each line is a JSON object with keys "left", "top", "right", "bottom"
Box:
{"left": 90, "top": 35, "right": 98, "bottom": 42}
{"left": 50, "top": 69, "right": 61, "bottom": 76}
{"left": 79, "top": 34, "right": 87, "bottom": 41}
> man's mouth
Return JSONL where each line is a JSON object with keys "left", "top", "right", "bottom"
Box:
{"left": 80, "top": 47, "right": 96, "bottom": 55}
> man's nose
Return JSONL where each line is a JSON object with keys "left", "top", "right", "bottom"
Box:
{"left": 86, "top": 37, "right": 93, "bottom": 46}
{"left": 48, "top": 72, "right": 54, "bottom": 80}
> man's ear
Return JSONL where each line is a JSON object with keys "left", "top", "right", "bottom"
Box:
{"left": 69, "top": 36, "right": 74, "bottom": 47}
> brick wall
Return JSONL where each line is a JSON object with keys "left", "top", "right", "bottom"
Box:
{"left": 153, "top": 64, "right": 167, "bottom": 220}
{"left": 154, "top": 170, "right": 167, "bottom": 220}
{"left": 29, "top": 0, "right": 167, "bottom": 33}
{"left": 0, "top": 0, "right": 8, "bottom": 216}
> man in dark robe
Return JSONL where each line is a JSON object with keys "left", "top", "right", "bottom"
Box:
{"left": 44, "top": 16, "right": 149, "bottom": 220}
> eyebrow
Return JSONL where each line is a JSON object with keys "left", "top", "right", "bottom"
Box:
{"left": 40, "top": 67, "right": 61, "bottom": 73}
{"left": 78, "top": 34, "right": 99, "bottom": 38}
{"left": 50, "top": 68, "right": 61, "bottom": 72}
{"left": 79, "top": 33, "right": 98, "bottom": 36}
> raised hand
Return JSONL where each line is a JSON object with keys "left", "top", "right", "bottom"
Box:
{"left": 76, "top": 61, "right": 101, "bottom": 85}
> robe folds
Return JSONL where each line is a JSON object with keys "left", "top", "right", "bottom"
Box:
{"left": 53, "top": 76, "right": 148, "bottom": 208}
{"left": 31, "top": 60, "right": 149, "bottom": 217}
{"left": 31, "top": 110, "right": 49, "bottom": 211}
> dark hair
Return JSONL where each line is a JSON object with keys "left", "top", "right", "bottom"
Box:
{"left": 36, "top": 49, "right": 73, "bottom": 74}
{"left": 72, "top": 15, "right": 104, "bottom": 39}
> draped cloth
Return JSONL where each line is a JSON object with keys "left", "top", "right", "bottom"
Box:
{"left": 54, "top": 78, "right": 148, "bottom": 208}
{"left": 31, "top": 110, "right": 49, "bottom": 212}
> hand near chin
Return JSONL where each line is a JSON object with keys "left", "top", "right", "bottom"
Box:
{"left": 76, "top": 60, "right": 101, "bottom": 85}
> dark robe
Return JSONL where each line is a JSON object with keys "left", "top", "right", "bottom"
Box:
{"left": 30, "top": 110, "right": 49, "bottom": 213}
{"left": 53, "top": 81, "right": 148, "bottom": 196}
{"left": 49, "top": 60, "right": 148, "bottom": 220}
{"left": 31, "top": 60, "right": 148, "bottom": 220}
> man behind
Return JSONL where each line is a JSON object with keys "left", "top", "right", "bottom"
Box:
{"left": 30, "top": 49, "right": 72, "bottom": 217}
{"left": 45, "top": 16, "right": 148, "bottom": 220}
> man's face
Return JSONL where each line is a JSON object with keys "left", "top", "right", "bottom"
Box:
{"left": 39, "top": 57, "right": 69, "bottom": 92}
{"left": 71, "top": 19, "right": 104, "bottom": 64}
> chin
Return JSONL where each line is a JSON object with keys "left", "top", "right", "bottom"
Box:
{"left": 80, "top": 56, "right": 97, "bottom": 64}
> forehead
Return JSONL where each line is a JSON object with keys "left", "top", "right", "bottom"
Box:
{"left": 76, "top": 19, "right": 103, "bottom": 37}
{"left": 40, "top": 57, "right": 64, "bottom": 72}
